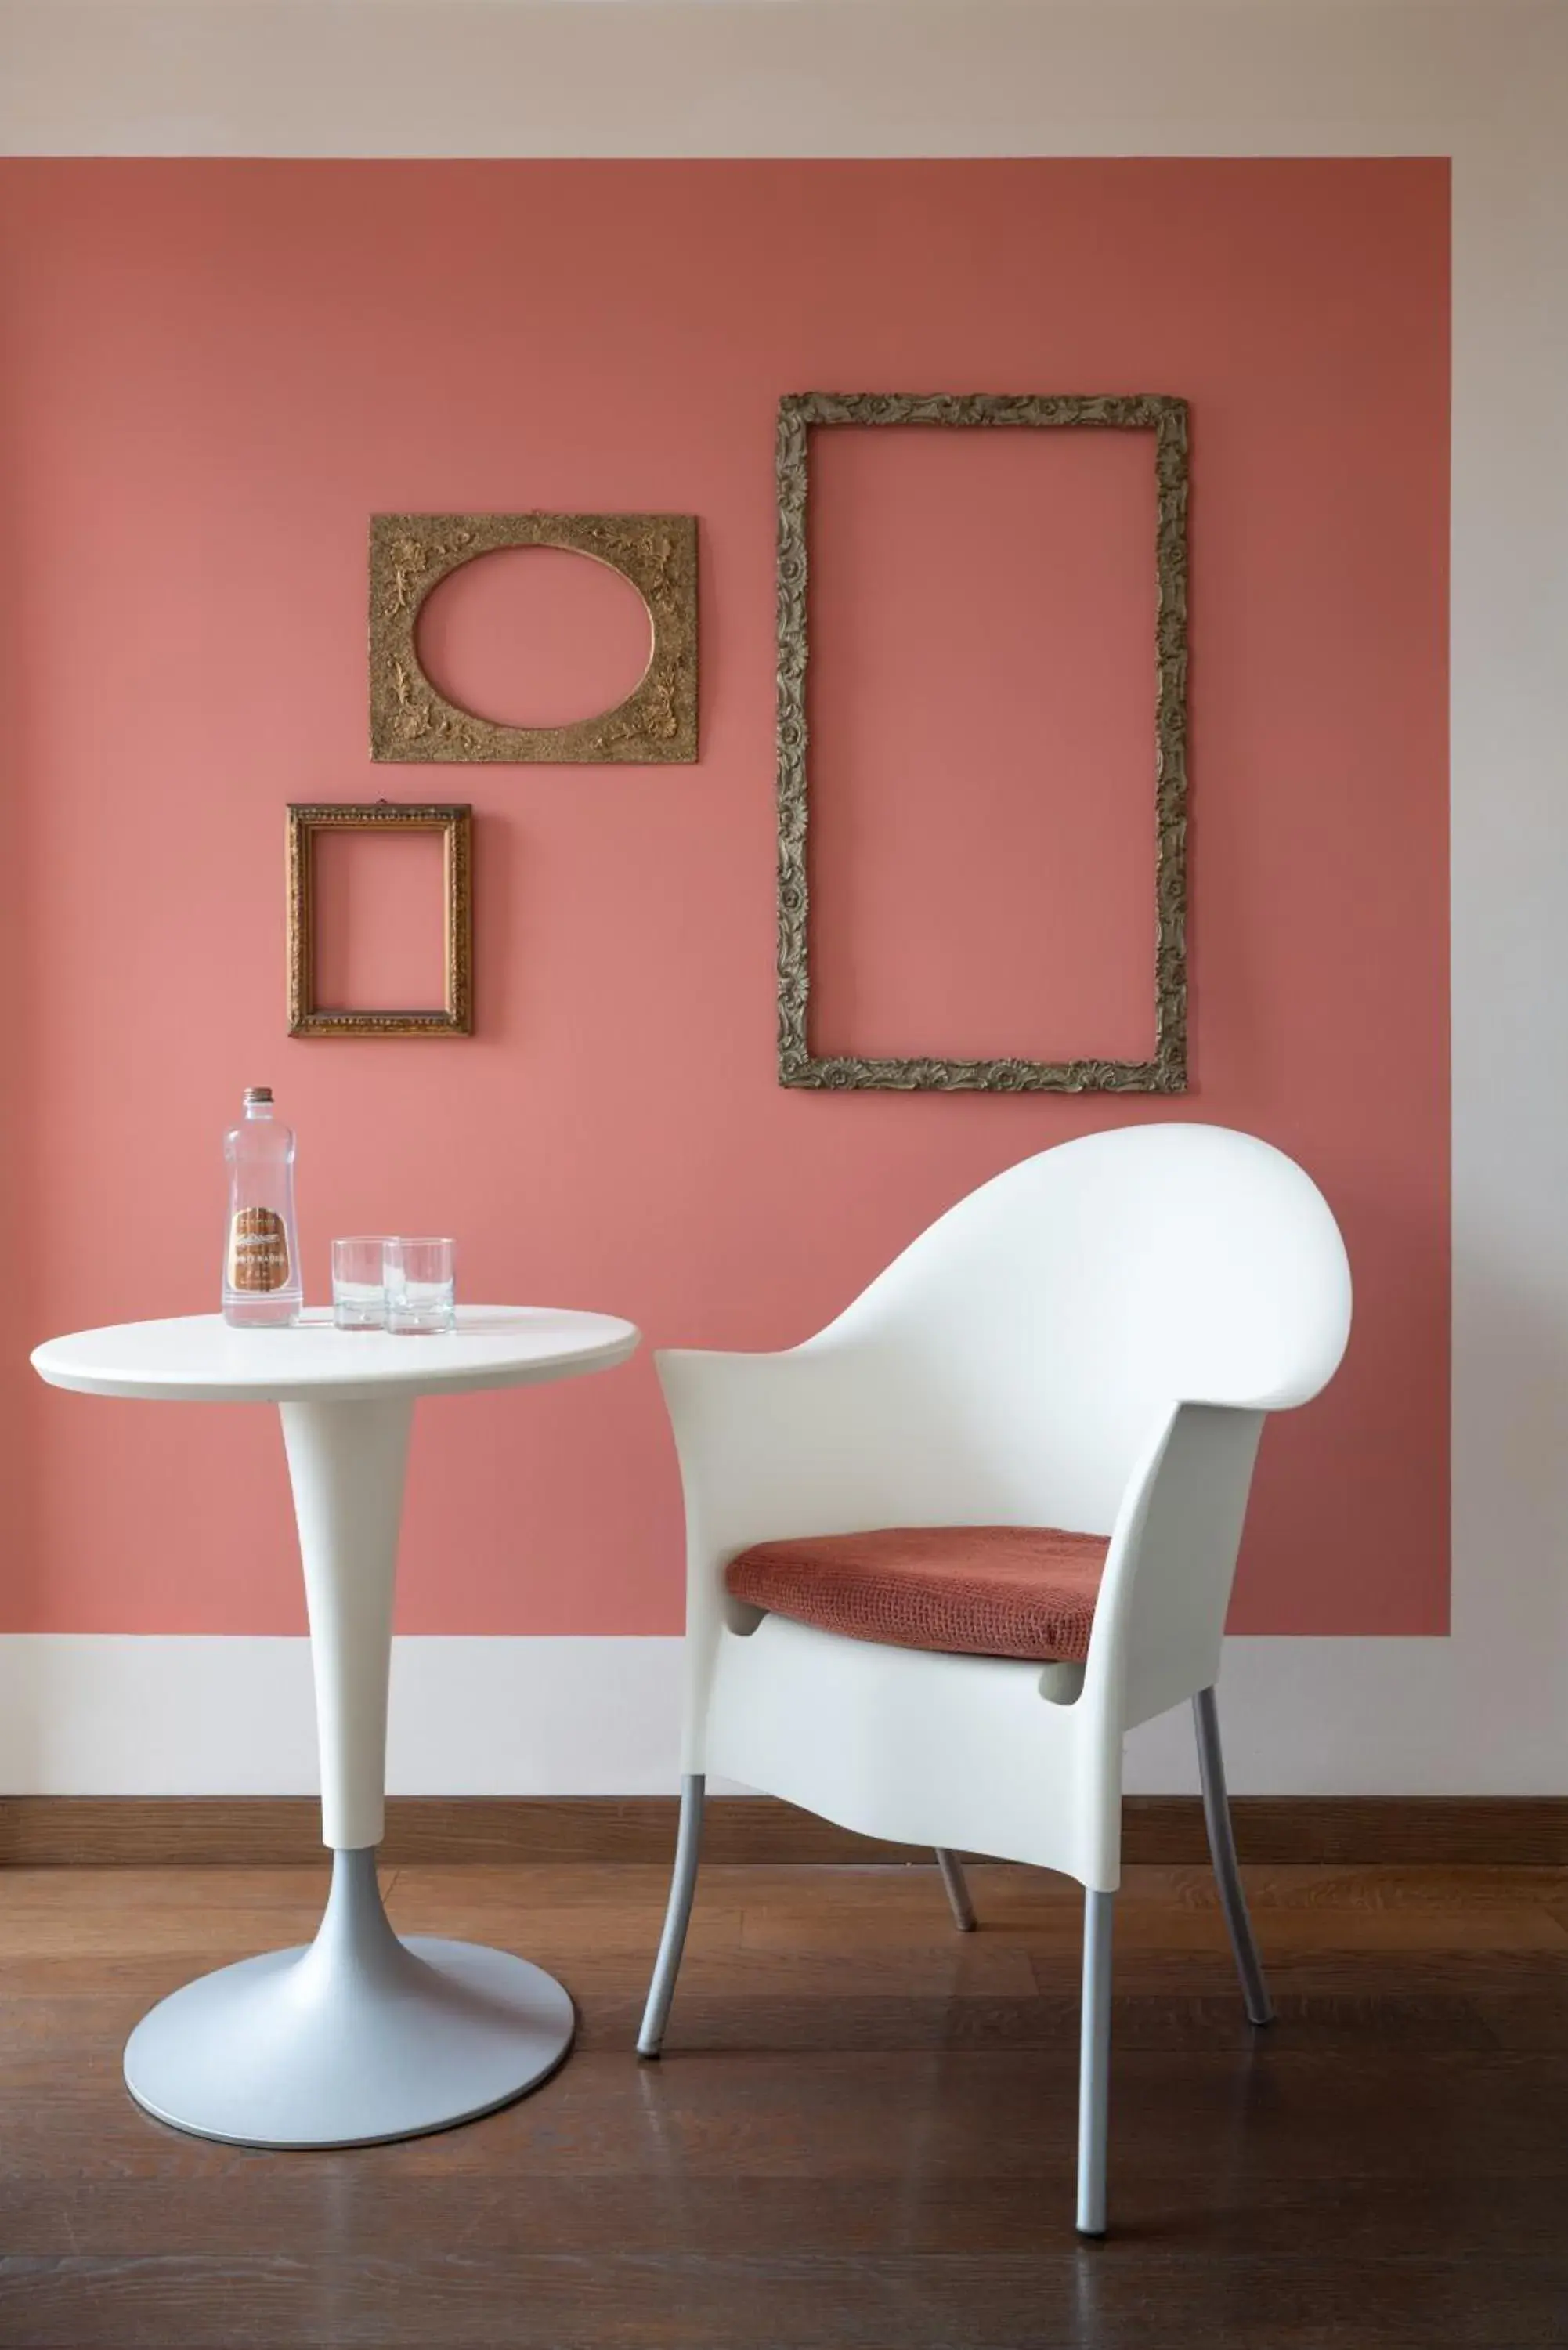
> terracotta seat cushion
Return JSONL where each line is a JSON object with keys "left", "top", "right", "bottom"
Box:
{"left": 724, "top": 1524, "right": 1110, "bottom": 1665}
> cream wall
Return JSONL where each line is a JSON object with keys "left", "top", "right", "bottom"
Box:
{"left": 2, "top": 1, "right": 1564, "bottom": 1795}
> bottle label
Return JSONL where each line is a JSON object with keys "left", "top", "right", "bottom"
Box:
{"left": 229, "top": 1206, "right": 291, "bottom": 1293}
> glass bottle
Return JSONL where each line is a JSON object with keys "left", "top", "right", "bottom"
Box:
{"left": 222, "top": 1087, "right": 303, "bottom": 1327}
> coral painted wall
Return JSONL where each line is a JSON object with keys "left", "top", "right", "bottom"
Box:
{"left": 0, "top": 159, "right": 1448, "bottom": 1637}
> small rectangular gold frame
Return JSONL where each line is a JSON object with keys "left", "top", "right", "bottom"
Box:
{"left": 370, "top": 512, "right": 698, "bottom": 765}
{"left": 287, "top": 802, "right": 473, "bottom": 1038}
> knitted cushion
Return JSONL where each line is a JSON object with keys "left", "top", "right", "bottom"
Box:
{"left": 724, "top": 1524, "right": 1110, "bottom": 1665}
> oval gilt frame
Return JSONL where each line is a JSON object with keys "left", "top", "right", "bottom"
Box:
{"left": 370, "top": 512, "right": 698, "bottom": 765}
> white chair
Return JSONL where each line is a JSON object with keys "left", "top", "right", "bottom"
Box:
{"left": 636, "top": 1123, "right": 1352, "bottom": 2234}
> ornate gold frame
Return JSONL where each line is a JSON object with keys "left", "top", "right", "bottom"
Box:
{"left": 776, "top": 392, "right": 1189, "bottom": 1093}
{"left": 287, "top": 803, "right": 473, "bottom": 1038}
{"left": 370, "top": 512, "right": 698, "bottom": 765}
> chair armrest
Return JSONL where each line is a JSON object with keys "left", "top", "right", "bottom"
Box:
{"left": 656, "top": 1340, "right": 949, "bottom": 1564}
{"left": 1084, "top": 1401, "right": 1267, "bottom": 1733}
{"left": 658, "top": 1343, "right": 894, "bottom": 1772}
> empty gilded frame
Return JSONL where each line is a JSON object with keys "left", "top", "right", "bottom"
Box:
{"left": 370, "top": 512, "right": 698, "bottom": 765}
{"left": 776, "top": 392, "right": 1190, "bottom": 1093}
{"left": 287, "top": 803, "right": 473, "bottom": 1038}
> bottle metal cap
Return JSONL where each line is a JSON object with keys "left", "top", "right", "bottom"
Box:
{"left": 244, "top": 1086, "right": 274, "bottom": 1104}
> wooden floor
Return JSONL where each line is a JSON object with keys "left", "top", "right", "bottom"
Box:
{"left": 0, "top": 1858, "right": 1565, "bottom": 2348}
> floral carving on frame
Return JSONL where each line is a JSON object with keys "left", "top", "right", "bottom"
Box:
{"left": 370, "top": 512, "right": 698, "bottom": 765}
{"left": 775, "top": 392, "right": 1189, "bottom": 1094}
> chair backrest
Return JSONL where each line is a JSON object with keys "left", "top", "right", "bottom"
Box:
{"left": 804, "top": 1123, "right": 1352, "bottom": 1538}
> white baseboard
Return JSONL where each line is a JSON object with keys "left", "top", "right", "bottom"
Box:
{"left": 0, "top": 1629, "right": 1557, "bottom": 1800}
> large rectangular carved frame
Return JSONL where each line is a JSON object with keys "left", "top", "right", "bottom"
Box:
{"left": 775, "top": 391, "right": 1190, "bottom": 1093}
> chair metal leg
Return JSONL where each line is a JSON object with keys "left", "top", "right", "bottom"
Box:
{"left": 1076, "top": 1889, "right": 1114, "bottom": 2238}
{"left": 934, "top": 1847, "right": 976, "bottom": 1932}
{"left": 1193, "top": 1685, "right": 1274, "bottom": 2027}
{"left": 637, "top": 1773, "right": 706, "bottom": 2059}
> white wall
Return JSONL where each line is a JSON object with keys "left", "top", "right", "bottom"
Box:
{"left": 2, "top": 1, "right": 1564, "bottom": 1796}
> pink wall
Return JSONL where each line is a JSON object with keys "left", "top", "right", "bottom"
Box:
{"left": 809, "top": 422, "right": 1159, "bottom": 1064}
{"left": 0, "top": 159, "right": 1449, "bottom": 1638}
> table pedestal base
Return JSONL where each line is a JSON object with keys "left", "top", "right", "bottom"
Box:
{"left": 123, "top": 1849, "right": 575, "bottom": 2149}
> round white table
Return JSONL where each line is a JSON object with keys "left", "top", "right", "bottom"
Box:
{"left": 30, "top": 1304, "right": 639, "bottom": 2150}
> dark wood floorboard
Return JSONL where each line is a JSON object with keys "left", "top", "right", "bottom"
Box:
{"left": 0, "top": 1861, "right": 1563, "bottom": 2347}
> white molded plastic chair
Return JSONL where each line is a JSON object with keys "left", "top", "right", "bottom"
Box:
{"left": 637, "top": 1123, "right": 1352, "bottom": 2234}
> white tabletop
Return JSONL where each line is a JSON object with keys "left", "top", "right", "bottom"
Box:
{"left": 31, "top": 1306, "right": 640, "bottom": 1405}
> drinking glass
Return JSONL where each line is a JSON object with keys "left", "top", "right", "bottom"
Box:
{"left": 385, "top": 1237, "right": 457, "bottom": 1335}
{"left": 331, "top": 1235, "right": 394, "bottom": 1330}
